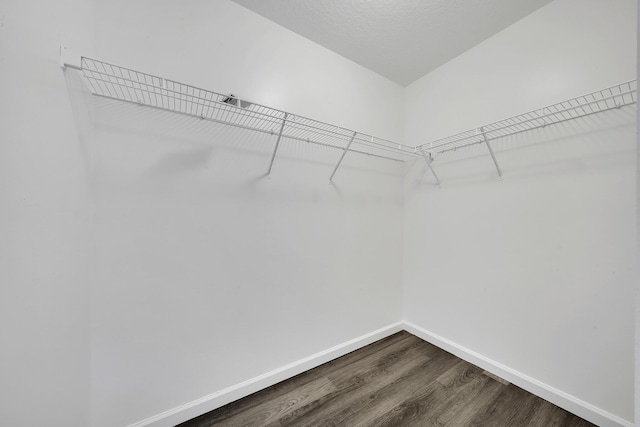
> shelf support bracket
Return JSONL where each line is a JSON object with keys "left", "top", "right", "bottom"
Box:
{"left": 267, "top": 113, "right": 288, "bottom": 175}
{"left": 59, "top": 45, "right": 82, "bottom": 70}
{"left": 480, "top": 127, "right": 502, "bottom": 180}
{"left": 420, "top": 151, "right": 441, "bottom": 187}
{"left": 329, "top": 131, "right": 357, "bottom": 182}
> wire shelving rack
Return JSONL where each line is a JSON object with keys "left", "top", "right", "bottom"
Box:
{"left": 416, "top": 80, "right": 636, "bottom": 183}
{"left": 65, "top": 53, "right": 417, "bottom": 180}
{"left": 61, "top": 48, "right": 636, "bottom": 184}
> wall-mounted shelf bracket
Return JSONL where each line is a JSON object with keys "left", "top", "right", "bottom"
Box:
{"left": 267, "top": 113, "right": 288, "bottom": 175}
{"left": 329, "top": 131, "right": 357, "bottom": 182}
{"left": 480, "top": 127, "right": 503, "bottom": 180}
{"left": 420, "top": 151, "right": 441, "bottom": 187}
{"left": 59, "top": 46, "right": 82, "bottom": 70}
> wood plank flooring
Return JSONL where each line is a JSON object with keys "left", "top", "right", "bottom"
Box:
{"left": 179, "top": 332, "right": 595, "bottom": 427}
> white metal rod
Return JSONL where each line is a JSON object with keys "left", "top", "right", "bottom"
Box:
{"left": 351, "top": 135, "right": 416, "bottom": 155}
{"left": 481, "top": 128, "right": 502, "bottom": 179}
{"left": 329, "top": 131, "right": 357, "bottom": 181}
{"left": 267, "top": 113, "right": 288, "bottom": 175}
{"left": 420, "top": 151, "right": 441, "bottom": 186}
{"left": 352, "top": 137, "right": 415, "bottom": 156}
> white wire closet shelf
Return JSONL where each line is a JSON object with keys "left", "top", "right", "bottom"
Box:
{"left": 65, "top": 53, "right": 418, "bottom": 181}
{"left": 419, "top": 80, "right": 637, "bottom": 155}
{"left": 61, "top": 48, "right": 636, "bottom": 184}
{"left": 415, "top": 79, "right": 637, "bottom": 184}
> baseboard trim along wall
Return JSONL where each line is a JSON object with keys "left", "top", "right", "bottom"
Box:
{"left": 403, "top": 322, "right": 633, "bottom": 427}
{"left": 128, "top": 322, "right": 405, "bottom": 427}
{"left": 129, "top": 321, "right": 631, "bottom": 427}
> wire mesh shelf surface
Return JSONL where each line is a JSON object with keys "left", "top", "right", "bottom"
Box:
{"left": 73, "top": 55, "right": 637, "bottom": 173}
{"left": 79, "top": 57, "right": 417, "bottom": 162}
{"left": 419, "top": 80, "right": 637, "bottom": 155}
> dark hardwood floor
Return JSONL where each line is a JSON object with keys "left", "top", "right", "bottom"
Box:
{"left": 179, "top": 331, "right": 595, "bottom": 427}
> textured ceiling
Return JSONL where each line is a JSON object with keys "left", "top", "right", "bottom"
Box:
{"left": 231, "top": 0, "right": 554, "bottom": 86}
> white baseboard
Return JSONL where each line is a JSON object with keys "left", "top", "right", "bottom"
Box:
{"left": 403, "top": 321, "right": 633, "bottom": 427}
{"left": 128, "top": 322, "right": 404, "bottom": 427}
{"left": 130, "top": 321, "right": 632, "bottom": 427}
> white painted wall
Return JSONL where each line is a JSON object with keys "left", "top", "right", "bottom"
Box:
{"left": 403, "top": 0, "right": 636, "bottom": 425}
{"left": 90, "top": 1, "right": 404, "bottom": 426}
{"left": 0, "top": 1, "right": 94, "bottom": 427}
{"left": 635, "top": 3, "right": 640, "bottom": 424}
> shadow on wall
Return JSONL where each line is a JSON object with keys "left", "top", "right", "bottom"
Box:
{"left": 63, "top": 67, "right": 94, "bottom": 174}
{"left": 150, "top": 146, "right": 215, "bottom": 176}
{"left": 91, "top": 97, "right": 405, "bottom": 207}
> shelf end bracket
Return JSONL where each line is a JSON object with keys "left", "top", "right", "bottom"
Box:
{"left": 329, "top": 131, "right": 357, "bottom": 182}
{"left": 267, "top": 113, "right": 288, "bottom": 175}
{"left": 59, "top": 46, "right": 82, "bottom": 70}
{"left": 480, "top": 127, "right": 503, "bottom": 180}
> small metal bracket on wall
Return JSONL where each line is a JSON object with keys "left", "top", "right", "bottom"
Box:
{"left": 480, "top": 127, "right": 503, "bottom": 180}
{"left": 267, "top": 113, "right": 288, "bottom": 175}
{"left": 59, "top": 46, "right": 82, "bottom": 70}
{"left": 420, "top": 151, "right": 441, "bottom": 187}
{"left": 329, "top": 131, "right": 357, "bottom": 182}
